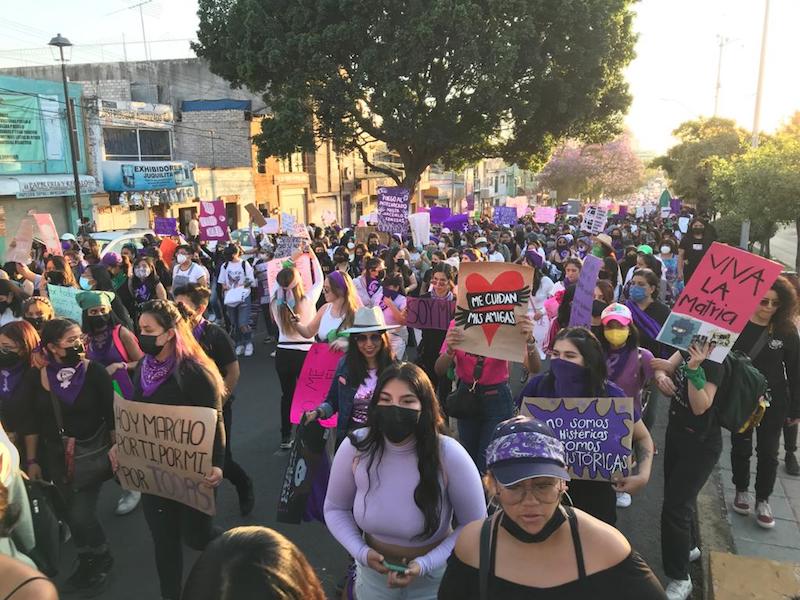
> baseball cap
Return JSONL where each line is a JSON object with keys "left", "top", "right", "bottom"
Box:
{"left": 486, "top": 416, "right": 570, "bottom": 485}
{"left": 636, "top": 244, "right": 653, "bottom": 255}
{"left": 601, "top": 302, "right": 632, "bottom": 326}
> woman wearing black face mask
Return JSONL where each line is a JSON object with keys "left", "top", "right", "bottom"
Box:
{"left": 324, "top": 362, "right": 486, "bottom": 598}
{"left": 677, "top": 218, "right": 713, "bottom": 284}
{"left": 21, "top": 296, "right": 53, "bottom": 333}
{"left": 23, "top": 318, "right": 115, "bottom": 596}
{"left": 0, "top": 279, "right": 28, "bottom": 326}
{"left": 0, "top": 321, "right": 41, "bottom": 451}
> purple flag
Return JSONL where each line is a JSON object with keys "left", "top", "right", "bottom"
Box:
{"left": 670, "top": 198, "right": 681, "bottom": 215}
{"left": 442, "top": 214, "right": 468, "bottom": 232}
{"left": 429, "top": 206, "right": 451, "bottom": 225}
{"left": 466, "top": 194, "right": 475, "bottom": 212}
{"left": 618, "top": 205, "right": 628, "bottom": 217}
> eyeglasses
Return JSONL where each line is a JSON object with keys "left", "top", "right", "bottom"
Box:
{"left": 760, "top": 298, "right": 781, "bottom": 307}
{"left": 354, "top": 333, "right": 382, "bottom": 344}
{"left": 498, "top": 479, "right": 562, "bottom": 504}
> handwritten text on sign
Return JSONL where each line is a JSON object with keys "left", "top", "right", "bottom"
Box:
{"left": 569, "top": 255, "right": 603, "bottom": 328}
{"left": 406, "top": 297, "right": 456, "bottom": 330}
{"left": 290, "top": 343, "right": 343, "bottom": 428}
{"left": 377, "top": 187, "right": 410, "bottom": 234}
{"left": 113, "top": 396, "right": 217, "bottom": 515}
{"left": 521, "top": 396, "right": 634, "bottom": 481}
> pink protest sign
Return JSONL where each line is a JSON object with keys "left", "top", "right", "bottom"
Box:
{"left": 290, "top": 343, "right": 343, "bottom": 428}
{"left": 199, "top": 200, "right": 229, "bottom": 241}
{"left": 533, "top": 207, "right": 557, "bottom": 223}
{"left": 266, "top": 253, "right": 313, "bottom": 296}
{"left": 31, "top": 213, "right": 62, "bottom": 256}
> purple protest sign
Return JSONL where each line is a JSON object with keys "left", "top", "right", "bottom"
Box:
{"left": 521, "top": 396, "right": 634, "bottom": 480}
{"left": 377, "top": 187, "right": 410, "bottom": 234}
{"left": 429, "top": 206, "right": 451, "bottom": 225}
{"left": 199, "top": 200, "right": 229, "bottom": 241}
{"left": 492, "top": 206, "right": 517, "bottom": 227}
{"left": 154, "top": 217, "right": 178, "bottom": 236}
{"left": 568, "top": 255, "right": 603, "bottom": 327}
{"left": 442, "top": 213, "right": 468, "bottom": 232}
{"left": 670, "top": 198, "right": 681, "bottom": 215}
{"left": 465, "top": 194, "right": 475, "bottom": 211}
{"left": 618, "top": 205, "right": 628, "bottom": 217}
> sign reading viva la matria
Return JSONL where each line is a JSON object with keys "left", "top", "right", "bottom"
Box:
{"left": 656, "top": 242, "right": 783, "bottom": 363}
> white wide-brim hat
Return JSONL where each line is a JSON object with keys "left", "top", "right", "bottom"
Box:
{"left": 343, "top": 306, "right": 402, "bottom": 334}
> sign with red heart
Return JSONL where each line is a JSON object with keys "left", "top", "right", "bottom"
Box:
{"left": 454, "top": 262, "right": 534, "bottom": 362}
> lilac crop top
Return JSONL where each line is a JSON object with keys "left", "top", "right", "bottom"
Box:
{"left": 323, "top": 431, "right": 486, "bottom": 575}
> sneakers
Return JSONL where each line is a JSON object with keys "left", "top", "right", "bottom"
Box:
{"left": 62, "top": 551, "right": 113, "bottom": 596}
{"left": 688, "top": 546, "right": 701, "bottom": 562}
{"left": 237, "top": 477, "right": 255, "bottom": 516}
{"left": 733, "top": 490, "right": 752, "bottom": 515}
{"left": 755, "top": 500, "right": 775, "bottom": 529}
{"left": 270, "top": 350, "right": 276, "bottom": 358}
{"left": 235, "top": 345, "right": 244, "bottom": 356}
{"left": 786, "top": 452, "right": 800, "bottom": 476}
{"left": 280, "top": 435, "right": 292, "bottom": 450}
{"left": 616, "top": 492, "right": 632, "bottom": 508}
{"left": 114, "top": 490, "right": 141, "bottom": 516}
{"left": 244, "top": 343, "right": 254, "bottom": 357}
{"left": 665, "top": 576, "right": 692, "bottom": 600}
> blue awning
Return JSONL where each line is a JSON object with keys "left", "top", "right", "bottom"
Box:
{"left": 180, "top": 99, "right": 252, "bottom": 112}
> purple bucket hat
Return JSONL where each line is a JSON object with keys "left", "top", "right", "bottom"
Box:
{"left": 486, "top": 416, "right": 570, "bottom": 485}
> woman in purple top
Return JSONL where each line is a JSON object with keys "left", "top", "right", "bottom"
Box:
{"left": 324, "top": 362, "right": 486, "bottom": 599}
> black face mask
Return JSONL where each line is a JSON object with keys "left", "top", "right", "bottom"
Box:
{"left": 87, "top": 313, "right": 111, "bottom": 333}
{"left": 397, "top": 258, "right": 405, "bottom": 267}
{"left": 592, "top": 299, "right": 608, "bottom": 317}
{"left": 368, "top": 243, "right": 378, "bottom": 252}
{"left": 0, "top": 302, "right": 9, "bottom": 314}
{"left": 500, "top": 506, "right": 566, "bottom": 543}
{"left": 375, "top": 405, "right": 420, "bottom": 443}
{"left": 0, "top": 349, "right": 20, "bottom": 368}
{"left": 47, "top": 272, "right": 65, "bottom": 286}
{"left": 62, "top": 342, "right": 85, "bottom": 366}
{"left": 24, "top": 316, "right": 45, "bottom": 331}
{"left": 137, "top": 333, "right": 165, "bottom": 356}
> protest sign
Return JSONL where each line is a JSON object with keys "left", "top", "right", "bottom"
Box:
{"left": 199, "top": 200, "right": 228, "bottom": 241}
{"left": 321, "top": 209, "right": 336, "bottom": 226}
{"left": 266, "top": 253, "right": 314, "bottom": 296}
{"left": 244, "top": 203, "right": 267, "bottom": 227}
{"left": 635, "top": 206, "right": 645, "bottom": 219}
{"left": 290, "top": 343, "right": 343, "bottom": 428}
{"left": 153, "top": 217, "right": 178, "bottom": 236}
{"left": 354, "top": 226, "right": 389, "bottom": 245}
{"left": 4, "top": 218, "right": 35, "bottom": 264}
{"left": 492, "top": 206, "right": 517, "bottom": 227}
{"left": 429, "top": 206, "right": 451, "bottom": 225}
{"left": 0, "top": 207, "right": 6, "bottom": 238}
{"left": 31, "top": 213, "right": 62, "bottom": 256}
{"left": 670, "top": 198, "right": 681, "bottom": 215}
{"left": 677, "top": 216, "right": 690, "bottom": 234}
{"left": 566, "top": 200, "right": 582, "bottom": 215}
{"left": 569, "top": 255, "right": 604, "bottom": 327}
{"left": 274, "top": 235, "right": 304, "bottom": 259}
{"left": 656, "top": 242, "right": 783, "bottom": 362}
{"left": 618, "top": 205, "right": 628, "bottom": 217}
{"left": 453, "top": 262, "right": 533, "bottom": 362}
{"left": 580, "top": 205, "right": 608, "bottom": 235}
{"left": 442, "top": 214, "right": 468, "bottom": 232}
{"left": 47, "top": 284, "right": 83, "bottom": 322}
{"left": 506, "top": 196, "right": 530, "bottom": 218}
{"left": 261, "top": 218, "right": 279, "bottom": 234}
{"left": 281, "top": 212, "right": 296, "bottom": 234}
{"left": 114, "top": 396, "right": 217, "bottom": 515}
{"left": 408, "top": 212, "right": 431, "bottom": 248}
{"left": 533, "top": 207, "right": 557, "bottom": 224}
{"left": 377, "top": 187, "right": 410, "bottom": 234}
{"left": 406, "top": 297, "right": 456, "bottom": 330}
{"left": 465, "top": 194, "right": 475, "bottom": 212}
{"left": 159, "top": 238, "right": 178, "bottom": 267}
{"left": 520, "top": 396, "right": 634, "bottom": 481}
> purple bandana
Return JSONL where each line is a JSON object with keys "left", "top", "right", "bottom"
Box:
{"left": 0, "top": 363, "right": 26, "bottom": 401}
{"left": 139, "top": 354, "right": 176, "bottom": 397}
{"left": 192, "top": 319, "right": 208, "bottom": 342}
{"left": 625, "top": 300, "right": 663, "bottom": 345}
{"left": 46, "top": 360, "right": 88, "bottom": 405}
{"left": 606, "top": 345, "right": 636, "bottom": 384}
{"left": 366, "top": 275, "right": 382, "bottom": 297}
{"left": 134, "top": 282, "right": 151, "bottom": 303}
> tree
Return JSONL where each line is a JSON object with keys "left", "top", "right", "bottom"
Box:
{"left": 651, "top": 117, "right": 749, "bottom": 213}
{"left": 194, "top": 0, "right": 636, "bottom": 196}
{"left": 537, "top": 134, "right": 644, "bottom": 200}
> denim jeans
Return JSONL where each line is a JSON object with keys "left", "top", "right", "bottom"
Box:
{"left": 355, "top": 562, "right": 445, "bottom": 600}
{"left": 226, "top": 301, "right": 252, "bottom": 345}
{"left": 456, "top": 382, "right": 514, "bottom": 473}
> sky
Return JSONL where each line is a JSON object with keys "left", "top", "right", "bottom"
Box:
{"left": 0, "top": 0, "right": 797, "bottom": 155}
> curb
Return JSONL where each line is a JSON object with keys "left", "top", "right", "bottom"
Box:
{"left": 696, "top": 464, "right": 736, "bottom": 600}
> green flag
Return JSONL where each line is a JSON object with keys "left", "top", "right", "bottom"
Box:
{"left": 659, "top": 189, "right": 670, "bottom": 208}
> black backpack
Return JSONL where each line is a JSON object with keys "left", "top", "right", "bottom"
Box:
{"left": 715, "top": 330, "right": 771, "bottom": 433}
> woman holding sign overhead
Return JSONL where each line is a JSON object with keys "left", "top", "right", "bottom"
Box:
{"left": 293, "top": 269, "right": 360, "bottom": 352}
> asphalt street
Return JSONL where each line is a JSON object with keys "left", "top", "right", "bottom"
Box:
{"left": 53, "top": 334, "right": 682, "bottom": 599}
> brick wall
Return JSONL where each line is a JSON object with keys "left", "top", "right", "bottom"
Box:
{"left": 74, "top": 79, "right": 131, "bottom": 101}
{"left": 174, "top": 109, "right": 252, "bottom": 169}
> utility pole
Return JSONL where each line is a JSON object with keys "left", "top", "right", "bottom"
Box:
{"left": 122, "top": 33, "right": 128, "bottom": 62}
{"left": 740, "top": 0, "right": 770, "bottom": 249}
{"left": 210, "top": 130, "right": 217, "bottom": 199}
{"left": 713, "top": 35, "right": 728, "bottom": 116}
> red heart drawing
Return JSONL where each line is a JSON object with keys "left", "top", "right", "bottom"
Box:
{"left": 464, "top": 270, "right": 525, "bottom": 345}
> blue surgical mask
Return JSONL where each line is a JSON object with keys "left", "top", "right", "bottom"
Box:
{"left": 79, "top": 277, "right": 93, "bottom": 291}
{"left": 629, "top": 285, "right": 648, "bottom": 303}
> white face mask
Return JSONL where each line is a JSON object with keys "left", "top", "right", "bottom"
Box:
{"left": 347, "top": 242, "right": 355, "bottom": 250}
{"left": 135, "top": 268, "right": 150, "bottom": 279}
{"left": 660, "top": 246, "right": 671, "bottom": 255}
{"left": 176, "top": 254, "right": 188, "bottom": 265}
{"left": 438, "top": 242, "right": 446, "bottom": 249}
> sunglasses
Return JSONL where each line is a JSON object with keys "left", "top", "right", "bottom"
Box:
{"left": 760, "top": 298, "right": 781, "bottom": 307}
{"left": 354, "top": 333, "right": 382, "bottom": 344}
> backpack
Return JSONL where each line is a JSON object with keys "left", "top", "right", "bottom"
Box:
{"left": 715, "top": 333, "right": 771, "bottom": 433}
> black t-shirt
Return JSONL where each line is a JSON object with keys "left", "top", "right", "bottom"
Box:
{"left": 1, "top": 368, "right": 39, "bottom": 435}
{"left": 638, "top": 301, "right": 671, "bottom": 357}
{"left": 679, "top": 234, "right": 710, "bottom": 278}
{"left": 668, "top": 357, "right": 723, "bottom": 438}
{"left": 198, "top": 322, "right": 237, "bottom": 379}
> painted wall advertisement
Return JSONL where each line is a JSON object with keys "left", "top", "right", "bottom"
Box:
{"left": 102, "top": 160, "right": 195, "bottom": 192}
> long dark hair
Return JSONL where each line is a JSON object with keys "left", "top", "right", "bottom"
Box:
{"left": 632, "top": 268, "right": 660, "bottom": 300}
{"left": 86, "top": 264, "right": 115, "bottom": 292}
{"left": 344, "top": 331, "right": 394, "bottom": 387}
{"left": 768, "top": 276, "right": 798, "bottom": 336}
{"left": 353, "top": 363, "right": 445, "bottom": 540}
{"left": 0, "top": 279, "right": 29, "bottom": 317}
{"left": 549, "top": 327, "right": 609, "bottom": 396}
{"left": 0, "top": 320, "right": 40, "bottom": 366}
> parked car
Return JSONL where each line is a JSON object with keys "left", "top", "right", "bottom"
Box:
{"left": 93, "top": 229, "right": 156, "bottom": 257}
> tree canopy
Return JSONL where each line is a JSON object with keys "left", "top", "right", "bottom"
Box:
{"left": 194, "top": 0, "right": 637, "bottom": 194}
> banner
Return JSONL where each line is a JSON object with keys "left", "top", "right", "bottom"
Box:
{"left": 244, "top": 203, "right": 266, "bottom": 227}
{"left": 406, "top": 297, "right": 456, "bottom": 330}
{"left": 153, "top": 217, "right": 178, "bottom": 236}
{"left": 114, "top": 396, "right": 217, "bottom": 515}
{"left": 492, "top": 206, "right": 517, "bottom": 227}
{"left": 408, "top": 212, "right": 431, "bottom": 248}
{"left": 4, "top": 218, "right": 35, "bottom": 264}
{"left": 568, "top": 255, "right": 604, "bottom": 328}
{"left": 267, "top": 253, "right": 314, "bottom": 296}
{"left": 0, "top": 94, "right": 45, "bottom": 168}
{"left": 580, "top": 205, "right": 607, "bottom": 235}
{"left": 429, "top": 206, "right": 451, "bottom": 225}
{"left": 261, "top": 218, "right": 279, "bottom": 234}
{"left": 47, "top": 284, "right": 83, "bottom": 322}
{"left": 101, "top": 160, "right": 194, "bottom": 192}
{"left": 31, "top": 213, "right": 62, "bottom": 256}
{"left": 377, "top": 187, "right": 410, "bottom": 234}
{"left": 533, "top": 207, "right": 557, "bottom": 224}
{"left": 290, "top": 343, "right": 343, "bottom": 428}
{"left": 199, "top": 200, "right": 229, "bottom": 241}
{"left": 655, "top": 242, "right": 783, "bottom": 362}
{"left": 521, "top": 396, "right": 634, "bottom": 481}
{"left": 659, "top": 189, "right": 670, "bottom": 208}
{"left": 453, "top": 262, "right": 534, "bottom": 362}
{"left": 442, "top": 214, "right": 468, "bottom": 232}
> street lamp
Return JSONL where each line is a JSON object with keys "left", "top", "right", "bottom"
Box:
{"left": 48, "top": 33, "right": 85, "bottom": 225}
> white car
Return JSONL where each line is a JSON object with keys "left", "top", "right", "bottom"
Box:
{"left": 93, "top": 229, "right": 157, "bottom": 257}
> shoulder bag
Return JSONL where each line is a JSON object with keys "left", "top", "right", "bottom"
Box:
{"left": 445, "top": 355, "right": 486, "bottom": 419}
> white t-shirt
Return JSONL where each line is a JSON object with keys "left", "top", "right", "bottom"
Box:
{"left": 488, "top": 251, "right": 505, "bottom": 262}
{"left": 171, "top": 262, "right": 206, "bottom": 290}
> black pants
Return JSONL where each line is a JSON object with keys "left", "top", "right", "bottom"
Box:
{"left": 65, "top": 481, "right": 107, "bottom": 550}
{"left": 275, "top": 347, "right": 308, "bottom": 438}
{"left": 784, "top": 422, "right": 798, "bottom": 454}
{"left": 731, "top": 396, "right": 786, "bottom": 501}
{"left": 222, "top": 398, "right": 250, "bottom": 490}
{"left": 142, "top": 494, "right": 217, "bottom": 599}
{"left": 661, "top": 426, "right": 721, "bottom": 581}
{"left": 568, "top": 479, "right": 617, "bottom": 525}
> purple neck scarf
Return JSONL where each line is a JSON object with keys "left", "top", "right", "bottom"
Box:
{"left": 0, "top": 362, "right": 26, "bottom": 401}
{"left": 139, "top": 354, "right": 176, "bottom": 397}
{"left": 625, "top": 300, "right": 662, "bottom": 341}
{"left": 192, "top": 318, "right": 208, "bottom": 342}
{"left": 46, "top": 360, "right": 88, "bottom": 405}
{"left": 87, "top": 328, "right": 114, "bottom": 363}
{"left": 606, "top": 345, "right": 637, "bottom": 384}
{"left": 366, "top": 275, "right": 382, "bottom": 297}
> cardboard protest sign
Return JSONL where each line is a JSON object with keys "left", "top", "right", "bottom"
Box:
{"left": 290, "top": 343, "right": 343, "bottom": 428}
{"left": 406, "top": 297, "right": 456, "bottom": 330}
{"left": 261, "top": 218, "right": 279, "bottom": 234}
{"left": 281, "top": 212, "right": 296, "bottom": 235}
{"left": 580, "top": 205, "right": 608, "bottom": 235}
{"left": 292, "top": 222, "right": 311, "bottom": 240}
{"left": 442, "top": 214, "right": 468, "bottom": 232}
{"left": 656, "top": 242, "right": 783, "bottom": 362}
{"left": 245, "top": 203, "right": 267, "bottom": 227}
{"left": 199, "top": 200, "right": 229, "bottom": 241}
{"left": 453, "top": 262, "right": 533, "bottom": 362}
{"left": 47, "top": 284, "right": 83, "bottom": 322}
{"left": 153, "top": 217, "right": 178, "bottom": 236}
{"left": 408, "top": 212, "right": 431, "bottom": 248}
{"left": 429, "top": 206, "right": 451, "bottom": 225}
{"left": 635, "top": 206, "right": 645, "bottom": 218}
{"left": 506, "top": 196, "right": 530, "bottom": 218}
{"left": 31, "top": 213, "right": 62, "bottom": 256}
{"left": 569, "top": 255, "right": 604, "bottom": 327}
{"left": 354, "top": 226, "right": 389, "bottom": 246}
{"left": 521, "top": 396, "right": 634, "bottom": 481}
{"left": 492, "top": 206, "right": 517, "bottom": 227}
{"left": 266, "top": 253, "right": 314, "bottom": 296}
{"left": 377, "top": 187, "right": 410, "bottom": 234}
{"left": 534, "top": 206, "right": 557, "bottom": 224}
{"left": 4, "top": 218, "right": 35, "bottom": 264}
{"left": 274, "top": 235, "right": 304, "bottom": 259}
{"left": 114, "top": 396, "right": 217, "bottom": 515}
